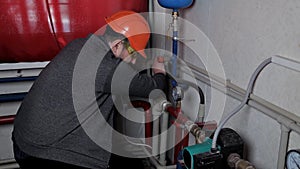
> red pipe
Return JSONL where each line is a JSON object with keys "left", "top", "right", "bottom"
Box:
{"left": 166, "top": 106, "right": 179, "bottom": 118}
{"left": 130, "top": 101, "right": 194, "bottom": 163}
{"left": 131, "top": 101, "right": 152, "bottom": 146}
{"left": 166, "top": 106, "right": 189, "bottom": 124}
{"left": 172, "top": 120, "right": 189, "bottom": 164}
{"left": 167, "top": 106, "right": 189, "bottom": 164}
{"left": 0, "top": 115, "right": 15, "bottom": 125}
{"left": 167, "top": 106, "right": 190, "bottom": 164}
{"left": 144, "top": 108, "right": 152, "bottom": 146}
{"left": 173, "top": 121, "right": 183, "bottom": 163}
{"left": 182, "top": 128, "right": 189, "bottom": 151}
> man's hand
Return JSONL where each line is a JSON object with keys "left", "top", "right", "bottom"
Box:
{"left": 152, "top": 56, "right": 165, "bottom": 75}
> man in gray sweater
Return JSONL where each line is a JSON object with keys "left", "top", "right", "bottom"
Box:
{"left": 12, "top": 11, "right": 166, "bottom": 169}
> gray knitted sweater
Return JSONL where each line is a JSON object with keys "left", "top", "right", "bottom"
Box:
{"left": 12, "top": 35, "right": 165, "bottom": 169}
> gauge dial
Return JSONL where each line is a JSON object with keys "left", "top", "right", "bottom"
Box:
{"left": 286, "top": 149, "right": 300, "bottom": 169}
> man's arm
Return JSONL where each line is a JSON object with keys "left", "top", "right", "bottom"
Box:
{"left": 129, "top": 57, "right": 166, "bottom": 98}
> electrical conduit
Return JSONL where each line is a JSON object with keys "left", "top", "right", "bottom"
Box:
{"left": 211, "top": 58, "right": 272, "bottom": 150}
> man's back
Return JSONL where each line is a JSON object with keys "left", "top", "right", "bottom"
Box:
{"left": 12, "top": 35, "right": 115, "bottom": 169}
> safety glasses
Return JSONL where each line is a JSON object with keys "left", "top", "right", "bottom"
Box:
{"left": 123, "top": 41, "right": 137, "bottom": 59}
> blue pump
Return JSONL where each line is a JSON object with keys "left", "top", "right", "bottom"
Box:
{"left": 158, "top": 0, "right": 193, "bottom": 10}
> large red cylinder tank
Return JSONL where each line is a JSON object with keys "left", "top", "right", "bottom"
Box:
{"left": 0, "top": 0, "right": 148, "bottom": 62}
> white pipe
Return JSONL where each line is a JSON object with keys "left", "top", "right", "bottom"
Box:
{"left": 142, "top": 142, "right": 176, "bottom": 169}
{"left": 152, "top": 112, "right": 160, "bottom": 156}
{"left": 151, "top": 92, "right": 168, "bottom": 157}
{"left": 159, "top": 108, "right": 169, "bottom": 165}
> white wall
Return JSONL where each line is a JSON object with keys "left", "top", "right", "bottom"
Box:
{"left": 153, "top": 0, "right": 300, "bottom": 168}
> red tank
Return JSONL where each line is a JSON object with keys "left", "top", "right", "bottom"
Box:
{"left": 0, "top": 0, "right": 148, "bottom": 62}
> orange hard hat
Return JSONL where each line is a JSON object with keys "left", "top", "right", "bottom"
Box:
{"left": 105, "top": 10, "right": 150, "bottom": 58}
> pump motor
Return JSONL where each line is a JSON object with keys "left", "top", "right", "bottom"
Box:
{"left": 182, "top": 128, "right": 244, "bottom": 169}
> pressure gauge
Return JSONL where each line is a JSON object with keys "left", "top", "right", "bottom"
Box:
{"left": 286, "top": 149, "right": 300, "bottom": 169}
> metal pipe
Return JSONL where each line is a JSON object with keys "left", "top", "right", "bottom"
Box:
{"left": 190, "top": 124, "right": 205, "bottom": 144}
{"left": 227, "top": 153, "right": 256, "bottom": 169}
{"left": 184, "top": 120, "right": 205, "bottom": 144}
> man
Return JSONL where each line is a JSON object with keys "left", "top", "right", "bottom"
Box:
{"left": 12, "top": 11, "right": 166, "bottom": 169}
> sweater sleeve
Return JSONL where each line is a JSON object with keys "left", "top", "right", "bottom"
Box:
{"left": 128, "top": 72, "right": 166, "bottom": 98}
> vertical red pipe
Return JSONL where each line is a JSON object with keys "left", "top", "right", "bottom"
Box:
{"left": 182, "top": 128, "right": 189, "bottom": 150}
{"left": 168, "top": 106, "right": 190, "bottom": 164}
{"left": 174, "top": 121, "right": 183, "bottom": 163}
{"left": 131, "top": 101, "right": 191, "bottom": 163}
{"left": 144, "top": 108, "right": 152, "bottom": 146}
{"left": 131, "top": 101, "right": 152, "bottom": 146}
{"left": 173, "top": 124, "right": 189, "bottom": 164}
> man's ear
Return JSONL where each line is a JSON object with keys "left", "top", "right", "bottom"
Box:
{"left": 108, "top": 39, "right": 123, "bottom": 57}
